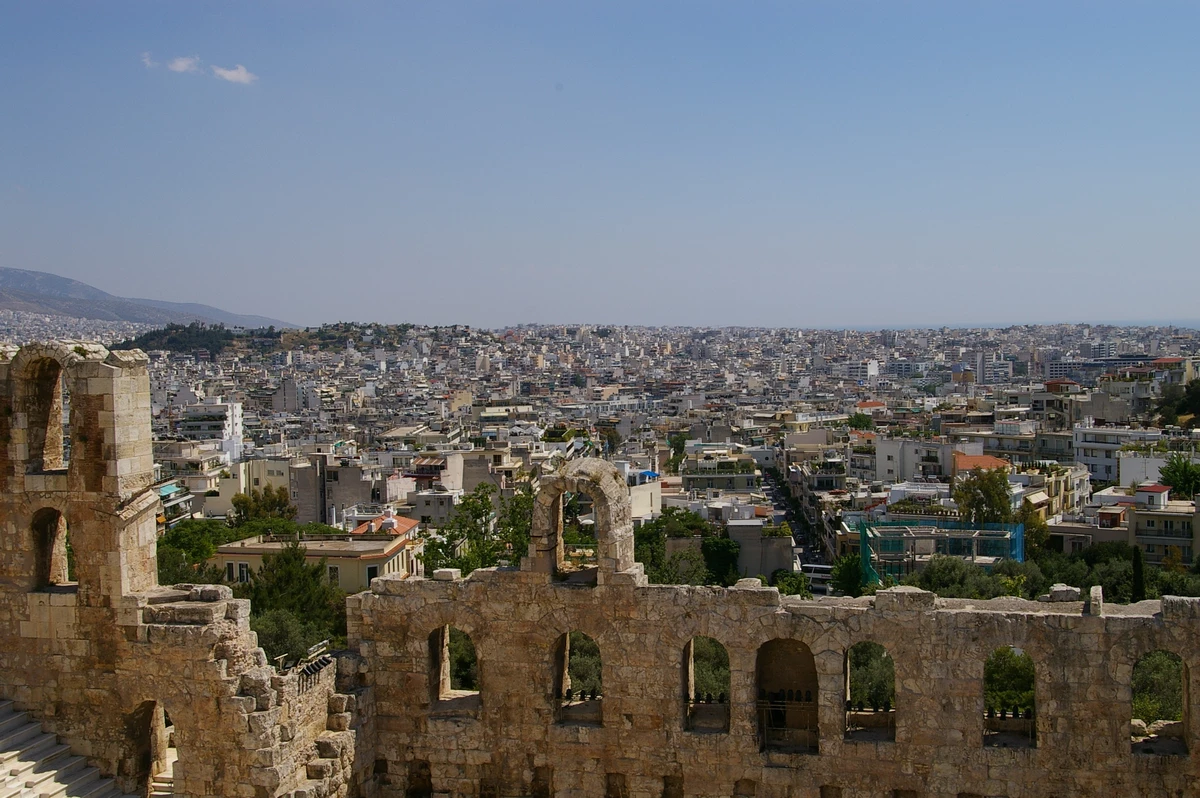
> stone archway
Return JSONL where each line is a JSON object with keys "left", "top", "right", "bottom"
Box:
{"left": 524, "top": 458, "right": 643, "bottom": 585}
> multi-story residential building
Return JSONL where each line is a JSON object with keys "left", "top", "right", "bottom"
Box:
{"left": 176, "top": 397, "right": 245, "bottom": 461}
{"left": 154, "top": 438, "right": 231, "bottom": 499}
{"left": 1073, "top": 421, "right": 1162, "bottom": 483}
{"left": 875, "top": 438, "right": 979, "bottom": 483}
{"left": 215, "top": 531, "right": 421, "bottom": 593}
{"left": 1126, "top": 485, "right": 1198, "bottom": 566}
{"left": 680, "top": 448, "right": 759, "bottom": 493}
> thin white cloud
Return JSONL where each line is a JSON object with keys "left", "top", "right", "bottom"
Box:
{"left": 167, "top": 56, "right": 201, "bottom": 73}
{"left": 211, "top": 64, "right": 258, "bottom": 84}
{"left": 141, "top": 52, "right": 158, "bottom": 69}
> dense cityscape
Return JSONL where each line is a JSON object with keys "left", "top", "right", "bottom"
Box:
{"left": 4, "top": 2, "right": 1199, "bottom": 793}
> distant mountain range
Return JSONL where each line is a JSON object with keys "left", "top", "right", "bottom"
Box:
{"left": 0, "top": 267, "right": 297, "bottom": 328}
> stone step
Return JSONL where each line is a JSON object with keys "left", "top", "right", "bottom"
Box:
{"left": 5, "top": 740, "right": 71, "bottom": 782}
{"left": 21, "top": 753, "right": 85, "bottom": 791}
{"left": 0, "top": 731, "right": 59, "bottom": 767}
{"left": 0, "top": 715, "right": 30, "bottom": 738}
{"left": 0, "top": 707, "right": 139, "bottom": 798}
{"left": 0, "top": 725, "right": 45, "bottom": 759}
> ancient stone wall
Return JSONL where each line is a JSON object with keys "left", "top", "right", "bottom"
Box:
{"left": 0, "top": 342, "right": 369, "bottom": 798}
{"left": 350, "top": 458, "right": 1200, "bottom": 798}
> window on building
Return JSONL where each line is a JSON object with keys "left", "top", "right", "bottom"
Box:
{"left": 328, "top": 566, "right": 340, "bottom": 586}
{"left": 684, "top": 637, "right": 730, "bottom": 733}
{"left": 1132, "top": 650, "right": 1187, "bottom": 756}
{"left": 555, "top": 631, "right": 602, "bottom": 726}
{"left": 845, "top": 642, "right": 895, "bottom": 742}
{"left": 32, "top": 507, "right": 70, "bottom": 590}
{"left": 757, "top": 639, "right": 819, "bottom": 753}
{"left": 428, "top": 626, "right": 480, "bottom": 708}
{"left": 984, "top": 646, "right": 1036, "bottom": 749}
{"left": 237, "top": 563, "right": 250, "bottom": 583}
{"left": 225, "top": 562, "right": 235, "bottom": 582}
{"left": 367, "top": 565, "right": 379, "bottom": 582}
{"left": 22, "top": 358, "right": 69, "bottom": 474}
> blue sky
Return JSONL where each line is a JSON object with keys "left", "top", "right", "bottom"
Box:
{"left": 1, "top": 2, "right": 1198, "bottom": 328}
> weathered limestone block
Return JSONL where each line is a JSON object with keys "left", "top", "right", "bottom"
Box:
{"left": 873, "top": 585, "right": 936, "bottom": 612}
{"left": 1161, "top": 595, "right": 1200, "bottom": 621}
{"left": 1038, "top": 583, "right": 1082, "bottom": 602}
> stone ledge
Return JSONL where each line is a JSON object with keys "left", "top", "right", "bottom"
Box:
{"left": 1161, "top": 595, "right": 1200, "bottom": 621}
{"left": 143, "top": 601, "right": 222, "bottom": 625}
{"left": 874, "top": 586, "right": 935, "bottom": 612}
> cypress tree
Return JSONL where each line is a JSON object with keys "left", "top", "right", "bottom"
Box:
{"left": 1132, "top": 546, "right": 1146, "bottom": 602}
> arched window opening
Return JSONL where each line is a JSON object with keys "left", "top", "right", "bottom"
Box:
{"left": 555, "top": 631, "right": 602, "bottom": 725}
{"left": 983, "top": 646, "right": 1036, "bottom": 748}
{"left": 685, "top": 636, "right": 730, "bottom": 732}
{"left": 1132, "top": 650, "right": 1188, "bottom": 756}
{"left": 559, "top": 491, "right": 598, "bottom": 584}
{"left": 32, "top": 507, "right": 71, "bottom": 590}
{"left": 844, "top": 641, "right": 895, "bottom": 742}
{"left": 24, "top": 357, "right": 68, "bottom": 473}
{"left": 120, "top": 700, "right": 177, "bottom": 795}
{"left": 428, "top": 626, "right": 480, "bottom": 711}
{"left": 756, "top": 639, "right": 819, "bottom": 753}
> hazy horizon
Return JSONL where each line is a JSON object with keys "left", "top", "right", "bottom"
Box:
{"left": 2, "top": 2, "right": 1198, "bottom": 329}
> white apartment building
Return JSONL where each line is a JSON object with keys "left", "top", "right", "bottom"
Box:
{"left": 177, "top": 397, "right": 245, "bottom": 461}
{"left": 1073, "top": 420, "right": 1162, "bottom": 483}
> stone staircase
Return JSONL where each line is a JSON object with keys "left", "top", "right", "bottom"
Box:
{"left": 148, "top": 746, "right": 176, "bottom": 798}
{"left": 0, "top": 700, "right": 138, "bottom": 798}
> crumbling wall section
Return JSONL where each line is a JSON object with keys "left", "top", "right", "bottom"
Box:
{"left": 354, "top": 573, "right": 1200, "bottom": 798}
{"left": 0, "top": 342, "right": 358, "bottom": 798}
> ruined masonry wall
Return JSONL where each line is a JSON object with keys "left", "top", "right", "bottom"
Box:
{"left": 353, "top": 574, "right": 1200, "bottom": 798}
{"left": 0, "top": 342, "right": 369, "bottom": 798}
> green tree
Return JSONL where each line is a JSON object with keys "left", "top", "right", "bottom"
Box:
{"left": 905, "top": 555, "right": 1004, "bottom": 599}
{"left": 448, "top": 627, "right": 479, "bottom": 690}
{"left": 1158, "top": 453, "right": 1200, "bottom": 499}
{"left": 831, "top": 553, "right": 864, "bottom": 597}
{"left": 847, "top": 412, "right": 875, "bottom": 430}
{"left": 771, "top": 568, "right": 813, "bottom": 598}
{"left": 700, "top": 537, "right": 741, "bottom": 586}
{"left": 634, "top": 521, "right": 668, "bottom": 578}
{"left": 667, "top": 432, "right": 688, "bottom": 474}
{"left": 953, "top": 468, "right": 1013, "bottom": 526}
{"left": 250, "top": 608, "right": 329, "bottom": 663}
{"left": 567, "top": 631, "right": 602, "bottom": 696}
{"left": 230, "top": 486, "right": 297, "bottom": 526}
{"left": 984, "top": 646, "right": 1035, "bottom": 713}
{"left": 1132, "top": 650, "right": 1184, "bottom": 723}
{"left": 1162, "top": 545, "right": 1185, "bottom": 574}
{"left": 660, "top": 549, "right": 710, "bottom": 585}
{"left": 692, "top": 637, "right": 730, "bottom": 699}
{"left": 848, "top": 642, "right": 894, "bottom": 710}
{"left": 1014, "top": 500, "right": 1049, "bottom": 555}
{"left": 243, "top": 541, "right": 346, "bottom": 642}
{"left": 1181, "top": 379, "right": 1200, "bottom": 421}
{"left": 156, "top": 518, "right": 242, "bottom": 585}
{"left": 1156, "top": 383, "right": 1184, "bottom": 426}
{"left": 1132, "top": 546, "right": 1146, "bottom": 602}
{"left": 419, "top": 483, "right": 499, "bottom": 574}
{"left": 496, "top": 482, "right": 534, "bottom": 563}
